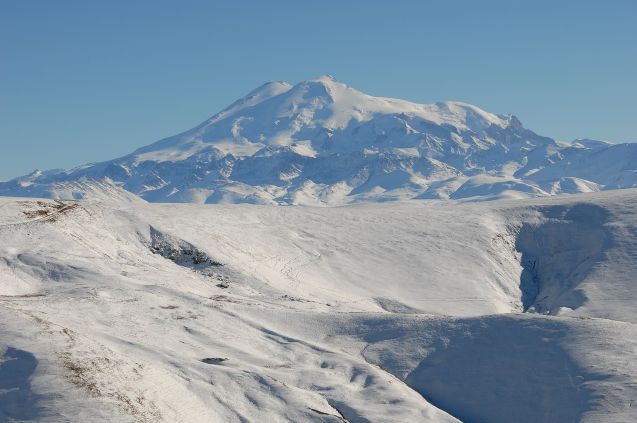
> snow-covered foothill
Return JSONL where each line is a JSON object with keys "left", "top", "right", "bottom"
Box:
{"left": 1, "top": 186, "right": 636, "bottom": 421}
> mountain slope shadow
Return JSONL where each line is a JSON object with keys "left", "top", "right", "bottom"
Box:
{"left": 515, "top": 203, "right": 609, "bottom": 313}
{"left": 0, "top": 347, "right": 42, "bottom": 420}
{"left": 402, "top": 317, "right": 597, "bottom": 423}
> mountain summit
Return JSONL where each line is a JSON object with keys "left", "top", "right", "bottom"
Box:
{"left": 2, "top": 76, "right": 636, "bottom": 204}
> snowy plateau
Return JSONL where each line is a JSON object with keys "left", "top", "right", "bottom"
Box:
{"left": 0, "top": 76, "right": 636, "bottom": 423}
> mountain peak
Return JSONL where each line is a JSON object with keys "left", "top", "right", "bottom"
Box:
{"left": 294, "top": 75, "right": 355, "bottom": 95}
{"left": 312, "top": 74, "right": 339, "bottom": 83}
{"left": 221, "top": 80, "right": 293, "bottom": 114}
{"left": 287, "top": 75, "right": 353, "bottom": 102}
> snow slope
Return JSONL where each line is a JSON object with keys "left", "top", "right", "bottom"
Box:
{"left": 1, "top": 187, "right": 636, "bottom": 422}
{"left": 1, "top": 76, "right": 636, "bottom": 204}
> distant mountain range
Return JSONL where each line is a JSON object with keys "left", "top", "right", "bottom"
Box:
{"left": 2, "top": 75, "right": 636, "bottom": 204}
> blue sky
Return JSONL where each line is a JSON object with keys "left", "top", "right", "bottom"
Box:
{"left": 1, "top": 0, "right": 635, "bottom": 180}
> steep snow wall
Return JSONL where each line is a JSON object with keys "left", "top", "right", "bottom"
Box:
{"left": 515, "top": 204, "right": 609, "bottom": 313}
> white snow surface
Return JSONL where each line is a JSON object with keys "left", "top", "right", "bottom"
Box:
{"left": 1, "top": 186, "right": 636, "bottom": 422}
{"left": 2, "top": 76, "right": 636, "bottom": 205}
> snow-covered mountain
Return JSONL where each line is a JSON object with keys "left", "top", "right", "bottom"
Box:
{"left": 2, "top": 75, "right": 636, "bottom": 204}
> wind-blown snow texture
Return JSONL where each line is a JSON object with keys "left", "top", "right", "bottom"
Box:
{"left": 2, "top": 76, "right": 636, "bottom": 204}
{"left": 1, "top": 188, "right": 636, "bottom": 422}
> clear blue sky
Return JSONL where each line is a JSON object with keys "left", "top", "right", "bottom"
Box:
{"left": 1, "top": 0, "right": 635, "bottom": 180}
